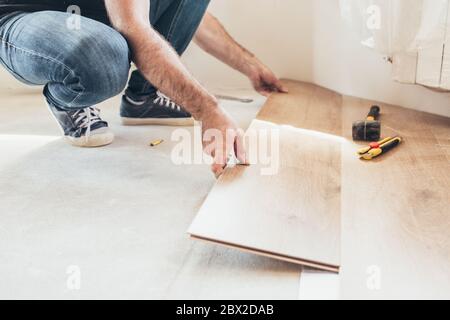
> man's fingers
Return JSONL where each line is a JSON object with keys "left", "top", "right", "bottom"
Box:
{"left": 258, "top": 88, "right": 272, "bottom": 97}
{"left": 211, "top": 163, "right": 225, "bottom": 178}
{"left": 212, "top": 152, "right": 227, "bottom": 178}
{"left": 235, "top": 132, "right": 248, "bottom": 165}
{"left": 211, "top": 130, "right": 248, "bottom": 178}
{"left": 268, "top": 77, "right": 288, "bottom": 93}
{"left": 275, "top": 80, "right": 289, "bottom": 93}
{"left": 258, "top": 79, "right": 287, "bottom": 96}
{"left": 212, "top": 135, "right": 229, "bottom": 177}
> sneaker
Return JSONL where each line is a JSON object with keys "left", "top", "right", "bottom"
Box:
{"left": 47, "top": 102, "right": 114, "bottom": 148}
{"left": 120, "top": 91, "right": 195, "bottom": 126}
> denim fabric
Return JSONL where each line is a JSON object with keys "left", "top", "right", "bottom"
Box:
{"left": 0, "top": 0, "right": 210, "bottom": 110}
{"left": 126, "top": 0, "right": 211, "bottom": 100}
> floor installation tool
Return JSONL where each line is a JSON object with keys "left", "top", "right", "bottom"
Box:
{"left": 352, "top": 106, "right": 381, "bottom": 141}
{"left": 358, "top": 137, "right": 402, "bottom": 160}
{"left": 215, "top": 94, "right": 254, "bottom": 103}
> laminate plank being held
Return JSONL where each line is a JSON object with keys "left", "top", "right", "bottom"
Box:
{"left": 188, "top": 80, "right": 343, "bottom": 272}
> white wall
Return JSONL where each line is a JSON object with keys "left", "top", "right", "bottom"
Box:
{"left": 0, "top": 0, "right": 448, "bottom": 117}
{"left": 183, "top": 0, "right": 450, "bottom": 117}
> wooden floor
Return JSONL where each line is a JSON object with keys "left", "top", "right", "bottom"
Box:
{"left": 189, "top": 80, "right": 450, "bottom": 299}
{"left": 340, "top": 96, "right": 450, "bottom": 299}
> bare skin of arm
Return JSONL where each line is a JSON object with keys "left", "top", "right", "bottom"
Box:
{"left": 105, "top": 0, "right": 246, "bottom": 176}
{"left": 194, "top": 13, "right": 288, "bottom": 96}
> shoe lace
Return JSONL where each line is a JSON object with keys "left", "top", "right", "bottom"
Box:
{"left": 72, "top": 107, "right": 102, "bottom": 137}
{"left": 153, "top": 91, "right": 182, "bottom": 111}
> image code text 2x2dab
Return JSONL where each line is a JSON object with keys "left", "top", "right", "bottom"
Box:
{"left": 176, "top": 304, "right": 275, "bottom": 317}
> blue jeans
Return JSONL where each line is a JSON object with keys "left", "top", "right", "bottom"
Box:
{"left": 0, "top": 0, "right": 210, "bottom": 110}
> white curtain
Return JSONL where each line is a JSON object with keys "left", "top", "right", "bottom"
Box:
{"left": 340, "top": 0, "right": 450, "bottom": 89}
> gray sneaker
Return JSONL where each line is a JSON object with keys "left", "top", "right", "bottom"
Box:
{"left": 120, "top": 91, "right": 194, "bottom": 126}
{"left": 47, "top": 102, "right": 114, "bottom": 148}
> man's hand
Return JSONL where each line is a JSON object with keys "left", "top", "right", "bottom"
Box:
{"left": 201, "top": 108, "right": 247, "bottom": 177}
{"left": 246, "top": 59, "right": 289, "bottom": 97}
{"left": 195, "top": 13, "right": 288, "bottom": 97}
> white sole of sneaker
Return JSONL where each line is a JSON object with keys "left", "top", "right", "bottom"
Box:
{"left": 65, "top": 130, "right": 115, "bottom": 148}
{"left": 45, "top": 100, "right": 114, "bottom": 148}
{"left": 121, "top": 117, "right": 195, "bottom": 126}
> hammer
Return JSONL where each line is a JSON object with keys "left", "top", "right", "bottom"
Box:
{"left": 352, "top": 106, "right": 381, "bottom": 141}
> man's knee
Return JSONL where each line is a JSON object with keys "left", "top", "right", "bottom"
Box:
{"left": 65, "top": 27, "right": 131, "bottom": 104}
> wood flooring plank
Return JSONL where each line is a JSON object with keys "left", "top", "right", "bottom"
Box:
{"left": 188, "top": 80, "right": 342, "bottom": 272}
{"left": 340, "top": 96, "right": 450, "bottom": 299}
{"left": 257, "top": 81, "right": 342, "bottom": 135}
{"left": 189, "top": 80, "right": 450, "bottom": 295}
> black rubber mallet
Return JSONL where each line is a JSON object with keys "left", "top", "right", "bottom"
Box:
{"left": 352, "top": 106, "right": 381, "bottom": 141}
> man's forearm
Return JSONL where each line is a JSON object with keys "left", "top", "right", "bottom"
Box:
{"left": 194, "top": 12, "right": 287, "bottom": 97}
{"left": 105, "top": 0, "right": 218, "bottom": 120}
{"left": 194, "top": 13, "right": 258, "bottom": 77}
{"left": 126, "top": 25, "right": 218, "bottom": 120}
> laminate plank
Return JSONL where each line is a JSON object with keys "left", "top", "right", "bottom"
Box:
{"left": 188, "top": 81, "right": 342, "bottom": 272}
{"left": 257, "top": 81, "right": 342, "bottom": 135}
{"left": 340, "top": 96, "right": 450, "bottom": 299}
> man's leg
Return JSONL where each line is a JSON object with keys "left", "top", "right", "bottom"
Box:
{"left": 120, "top": 0, "right": 210, "bottom": 126}
{"left": 0, "top": 11, "right": 130, "bottom": 146}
